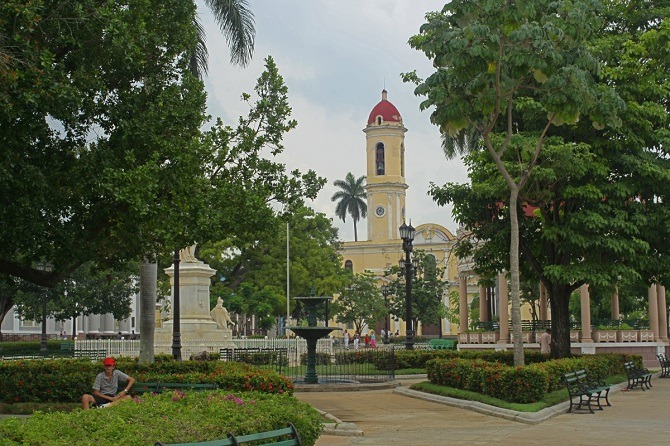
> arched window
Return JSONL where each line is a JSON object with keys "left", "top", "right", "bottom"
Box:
{"left": 375, "top": 143, "right": 385, "bottom": 175}
{"left": 377, "top": 116, "right": 382, "bottom": 125}
{"left": 344, "top": 260, "right": 353, "bottom": 271}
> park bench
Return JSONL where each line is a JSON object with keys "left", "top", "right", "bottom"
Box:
{"left": 428, "top": 339, "right": 456, "bottom": 350}
{"left": 73, "top": 349, "right": 108, "bottom": 360}
{"left": 131, "top": 382, "right": 218, "bottom": 395}
{"left": 563, "top": 369, "right": 611, "bottom": 414}
{"left": 657, "top": 353, "right": 670, "bottom": 378}
{"left": 155, "top": 422, "right": 302, "bottom": 446}
{"left": 624, "top": 361, "right": 652, "bottom": 391}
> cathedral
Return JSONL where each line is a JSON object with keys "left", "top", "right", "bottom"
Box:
{"left": 337, "top": 90, "right": 478, "bottom": 337}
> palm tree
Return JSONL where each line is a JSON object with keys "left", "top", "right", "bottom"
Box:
{"left": 139, "top": 1, "right": 255, "bottom": 363}
{"left": 332, "top": 173, "right": 367, "bottom": 242}
{"left": 192, "top": 0, "right": 256, "bottom": 77}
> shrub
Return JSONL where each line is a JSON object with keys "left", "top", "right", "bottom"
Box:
{"left": 482, "top": 365, "right": 549, "bottom": 403}
{"left": 0, "top": 358, "right": 293, "bottom": 404}
{"left": 299, "top": 352, "right": 330, "bottom": 365}
{"left": 0, "top": 390, "right": 323, "bottom": 446}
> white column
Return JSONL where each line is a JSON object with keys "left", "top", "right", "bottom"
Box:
{"left": 649, "top": 284, "right": 659, "bottom": 341}
{"left": 657, "top": 285, "right": 668, "bottom": 342}
{"left": 580, "top": 284, "right": 593, "bottom": 342}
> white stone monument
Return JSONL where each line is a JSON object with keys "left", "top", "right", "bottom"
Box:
{"left": 154, "top": 247, "right": 234, "bottom": 355}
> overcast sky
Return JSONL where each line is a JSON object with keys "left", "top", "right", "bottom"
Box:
{"left": 197, "top": 1, "right": 467, "bottom": 242}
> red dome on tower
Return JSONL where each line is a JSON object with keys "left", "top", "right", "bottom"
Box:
{"left": 367, "top": 89, "right": 402, "bottom": 125}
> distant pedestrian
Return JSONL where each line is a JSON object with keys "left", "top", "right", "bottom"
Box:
{"left": 353, "top": 332, "right": 360, "bottom": 350}
{"left": 370, "top": 330, "right": 377, "bottom": 348}
{"left": 344, "top": 330, "right": 350, "bottom": 350}
{"left": 539, "top": 329, "right": 551, "bottom": 355}
{"left": 364, "top": 333, "right": 370, "bottom": 348}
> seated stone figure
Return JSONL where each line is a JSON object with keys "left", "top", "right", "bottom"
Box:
{"left": 210, "top": 297, "right": 235, "bottom": 329}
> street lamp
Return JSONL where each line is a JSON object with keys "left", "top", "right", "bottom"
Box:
{"left": 381, "top": 284, "right": 391, "bottom": 344}
{"left": 399, "top": 221, "right": 416, "bottom": 350}
{"left": 36, "top": 262, "right": 52, "bottom": 352}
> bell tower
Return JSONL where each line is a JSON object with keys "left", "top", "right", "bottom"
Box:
{"left": 363, "top": 90, "right": 408, "bottom": 242}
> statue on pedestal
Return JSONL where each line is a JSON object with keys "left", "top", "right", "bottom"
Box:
{"left": 179, "top": 245, "right": 198, "bottom": 263}
{"left": 210, "top": 297, "right": 235, "bottom": 329}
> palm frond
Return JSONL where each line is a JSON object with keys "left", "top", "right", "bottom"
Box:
{"left": 206, "top": 0, "right": 255, "bottom": 67}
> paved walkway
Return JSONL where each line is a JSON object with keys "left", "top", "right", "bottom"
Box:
{"left": 295, "top": 375, "right": 670, "bottom": 446}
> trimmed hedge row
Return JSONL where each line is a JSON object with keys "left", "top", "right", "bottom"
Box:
{"left": 426, "top": 353, "right": 640, "bottom": 403}
{"left": 0, "top": 357, "right": 294, "bottom": 403}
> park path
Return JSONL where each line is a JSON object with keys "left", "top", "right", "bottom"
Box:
{"left": 295, "top": 376, "right": 669, "bottom": 446}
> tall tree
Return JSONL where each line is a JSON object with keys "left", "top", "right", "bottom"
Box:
{"left": 384, "top": 250, "right": 448, "bottom": 334}
{"left": 12, "top": 262, "right": 137, "bottom": 334}
{"left": 405, "top": 0, "right": 623, "bottom": 365}
{"left": 0, "top": 0, "right": 208, "bottom": 287}
{"left": 139, "top": 0, "right": 256, "bottom": 362}
{"left": 332, "top": 271, "right": 388, "bottom": 336}
{"left": 202, "top": 204, "right": 345, "bottom": 326}
{"left": 428, "top": 0, "right": 670, "bottom": 358}
{"left": 332, "top": 173, "right": 367, "bottom": 242}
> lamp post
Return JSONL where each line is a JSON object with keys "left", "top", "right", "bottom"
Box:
{"left": 399, "top": 221, "right": 416, "bottom": 350}
{"left": 37, "top": 262, "right": 52, "bottom": 352}
{"left": 381, "top": 284, "right": 391, "bottom": 344}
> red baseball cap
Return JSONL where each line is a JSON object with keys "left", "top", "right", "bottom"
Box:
{"left": 102, "top": 357, "right": 116, "bottom": 366}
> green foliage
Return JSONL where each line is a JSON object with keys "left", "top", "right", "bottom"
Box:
{"left": 332, "top": 271, "right": 388, "bottom": 335}
{"left": 0, "top": 0, "right": 208, "bottom": 286}
{"left": 0, "top": 391, "right": 323, "bottom": 446}
{"left": 13, "top": 261, "right": 138, "bottom": 325}
{"left": 203, "top": 205, "right": 343, "bottom": 326}
{"left": 426, "top": 352, "right": 633, "bottom": 403}
{"left": 0, "top": 358, "right": 293, "bottom": 404}
{"left": 383, "top": 250, "right": 449, "bottom": 331}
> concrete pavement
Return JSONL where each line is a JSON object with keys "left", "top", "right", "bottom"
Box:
{"left": 295, "top": 374, "right": 670, "bottom": 446}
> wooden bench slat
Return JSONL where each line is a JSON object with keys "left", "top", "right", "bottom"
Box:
{"left": 157, "top": 424, "right": 301, "bottom": 446}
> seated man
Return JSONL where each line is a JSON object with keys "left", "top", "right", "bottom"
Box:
{"left": 81, "top": 357, "right": 135, "bottom": 410}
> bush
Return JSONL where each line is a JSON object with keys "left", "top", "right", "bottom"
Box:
{"left": 0, "top": 358, "right": 293, "bottom": 404}
{"left": 426, "top": 353, "right": 635, "bottom": 404}
{"left": 0, "top": 390, "right": 323, "bottom": 446}
{"left": 299, "top": 352, "right": 331, "bottom": 365}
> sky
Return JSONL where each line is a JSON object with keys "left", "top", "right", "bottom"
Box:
{"left": 197, "top": 1, "right": 468, "bottom": 242}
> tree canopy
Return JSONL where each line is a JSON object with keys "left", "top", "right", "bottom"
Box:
{"left": 422, "top": 0, "right": 669, "bottom": 358}
{"left": 201, "top": 204, "right": 346, "bottom": 328}
{"left": 0, "top": 0, "right": 208, "bottom": 287}
{"left": 405, "top": 0, "right": 624, "bottom": 363}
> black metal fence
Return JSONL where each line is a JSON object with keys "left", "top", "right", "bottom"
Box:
{"left": 221, "top": 346, "right": 396, "bottom": 384}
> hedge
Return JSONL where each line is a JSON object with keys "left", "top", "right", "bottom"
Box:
{"left": 0, "top": 358, "right": 293, "bottom": 403}
{"left": 426, "top": 353, "right": 640, "bottom": 403}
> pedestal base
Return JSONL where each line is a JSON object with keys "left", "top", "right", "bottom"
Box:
{"left": 154, "top": 319, "right": 234, "bottom": 356}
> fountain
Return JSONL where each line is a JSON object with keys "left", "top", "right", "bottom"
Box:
{"left": 287, "top": 296, "right": 341, "bottom": 384}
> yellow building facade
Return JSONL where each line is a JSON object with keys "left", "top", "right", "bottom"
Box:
{"left": 337, "top": 90, "right": 481, "bottom": 337}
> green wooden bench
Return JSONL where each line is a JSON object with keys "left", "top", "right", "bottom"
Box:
{"left": 562, "top": 369, "right": 611, "bottom": 413}
{"left": 155, "top": 422, "right": 301, "bottom": 446}
{"left": 73, "top": 349, "right": 108, "bottom": 359}
{"left": 132, "top": 382, "right": 218, "bottom": 395}
{"left": 624, "top": 361, "right": 652, "bottom": 391}
{"left": 428, "top": 339, "right": 456, "bottom": 350}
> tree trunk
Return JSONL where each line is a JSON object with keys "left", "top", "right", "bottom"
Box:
{"left": 547, "top": 282, "right": 574, "bottom": 358}
{"left": 509, "top": 186, "right": 525, "bottom": 366}
{"left": 139, "top": 259, "right": 157, "bottom": 364}
{"left": 353, "top": 219, "right": 358, "bottom": 242}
